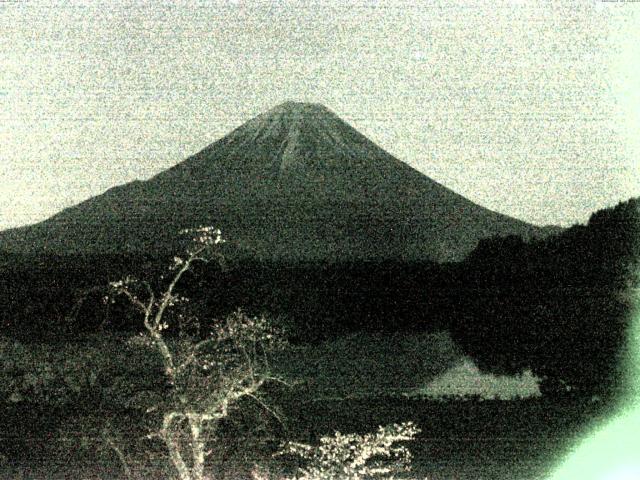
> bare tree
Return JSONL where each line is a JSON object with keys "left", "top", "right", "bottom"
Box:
{"left": 108, "top": 227, "right": 286, "bottom": 480}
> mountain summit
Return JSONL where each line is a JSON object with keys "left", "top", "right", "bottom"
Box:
{"left": 0, "top": 102, "right": 555, "bottom": 262}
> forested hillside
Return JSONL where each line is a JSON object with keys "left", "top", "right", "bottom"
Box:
{"left": 448, "top": 197, "right": 640, "bottom": 397}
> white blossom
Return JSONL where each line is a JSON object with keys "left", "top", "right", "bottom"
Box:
{"left": 279, "top": 422, "right": 419, "bottom": 480}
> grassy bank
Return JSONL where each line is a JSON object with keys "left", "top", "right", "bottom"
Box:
{"left": 0, "top": 333, "right": 613, "bottom": 479}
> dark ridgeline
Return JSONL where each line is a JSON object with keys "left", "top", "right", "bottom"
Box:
{"left": 0, "top": 102, "right": 637, "bottom": 400}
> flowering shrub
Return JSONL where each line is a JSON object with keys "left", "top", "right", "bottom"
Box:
{"left": 278, "top": 422, "right": 420, "bottom": 480}
{"left": 106, "top": 227, "right": 287, "bottom": 480}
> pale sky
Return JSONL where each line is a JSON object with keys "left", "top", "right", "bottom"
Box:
{"left": 1, "top": 0, "right": 639, "bottom": 230}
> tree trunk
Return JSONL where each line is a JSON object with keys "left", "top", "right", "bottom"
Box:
{"left": 162, "top": 413, "right": 192, "bottom": 480}
{"left": 189, "top": 414, "right": 207, "bottom": 480}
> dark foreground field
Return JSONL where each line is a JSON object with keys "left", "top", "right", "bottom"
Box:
{"left": 0, "top": 333, "right": 617, "bottom": 479}
{"left": 1, "top": 394, "right": 613, "bottom": 480}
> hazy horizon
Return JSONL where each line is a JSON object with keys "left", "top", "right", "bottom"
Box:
{"left": 2, "top": 0, "right": 639, "bottom": 231}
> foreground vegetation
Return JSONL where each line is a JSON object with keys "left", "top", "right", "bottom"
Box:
{"left": 1, "top": 196, "right": 637, "bottom": 478}
{"left": 1, "top": 228, "right": 427, "bottom": 480}
{"left": 0, "top": 325, "right": 613, "bottom": 479}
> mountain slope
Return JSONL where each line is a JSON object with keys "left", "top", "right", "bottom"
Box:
{"left": 0, "top": 102, "right": 556, "bottom": 262}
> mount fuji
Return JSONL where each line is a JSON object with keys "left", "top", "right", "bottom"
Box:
{"left": 0, "top": 102, "right": 556, "bottom": 262}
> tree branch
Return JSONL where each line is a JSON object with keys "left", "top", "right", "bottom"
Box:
{"left": 103, "top": 430, "right": 136, "bottom": 480}
{"left": 245, "top": 392, "right": 283, "bottom": 426}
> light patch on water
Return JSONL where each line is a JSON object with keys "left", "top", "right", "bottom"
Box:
{"left": 414, "top": 357, "right": 542, "bottom": 400}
